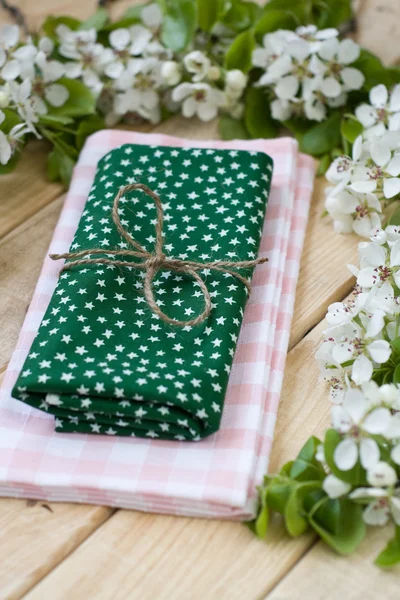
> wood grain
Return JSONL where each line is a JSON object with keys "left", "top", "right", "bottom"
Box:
{"left": 266, "top": 526, "right": 400, "bottom": 600}
{"left": 0, "top": 141, "right": 62, "bottom": 240}
{"left": 0, "top": 198, "right": 63, "bottom": 367}
{"left": 0, "top": 498, "right": 112, "bottom": 600}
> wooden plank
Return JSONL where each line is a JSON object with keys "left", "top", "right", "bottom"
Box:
{"left": 0, "top": 497, "right": 112, "bottom": 600}
{"left": 265, "top": 526, "right": 400, "bottom": 600}
{"left": 357, "top": 0, "right": 400, "bottom": 65}
{"left": 0, "top": 141, "right": 62, "bottom": 240}
{"left": 0, "top": 197, "right": 63, "bottom": 368}
{"left": 22, "top": 321, "right": 329, "bottom": 600}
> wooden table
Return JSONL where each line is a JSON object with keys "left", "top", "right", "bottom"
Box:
{"left": 1, "top": 1, "right": 400, "bottom": 598}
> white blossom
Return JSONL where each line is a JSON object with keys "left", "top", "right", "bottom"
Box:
{"left": 350, "top": 487, "right": 400, "bottom": 526}
{"left": 314, "top": 37, "right": 364, "bottom": 97}
{"left": 332, "top": 388, "right": 390, "bottom": 470}
{"left": 0, "top": 108, "right": 30, "bottom": 164}
{"left": 253, "top": 27, "right": 364, "bottom": 122}
{"left": 172, "top": 82, "right": 224, "bottom": 121}
{"left": 356, "top": 84, "right": 400, "bottom": 138}
{"left": 183, "top": 50, "right": 211, "bottom": 82}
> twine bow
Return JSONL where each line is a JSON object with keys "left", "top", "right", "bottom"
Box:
{"left": 50, "top": 183, "right": 268, "bottom": 327}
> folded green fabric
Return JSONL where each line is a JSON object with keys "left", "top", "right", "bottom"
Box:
{"left": 12, "top": 144, "right": 273, "bottom": 440}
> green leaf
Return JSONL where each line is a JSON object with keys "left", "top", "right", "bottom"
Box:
{"left": 0, "top": 108, "right": 22, "bottom": 133}
{"left": 262, "top": 0, "right": 309, "bottom": 24}
{"left": 254, "top": 9, "right": 298, "bottom": 38}
{"left": 393, "top": 364, "right": 400, "bottom": 385}
{"left": 197, "top": 0, "right": 225, "bottom": 32}
{"left": 254, "top": 487, "right": 270, "bottom": 538}
{"left": 223, "top": 4, "right": 250, "bottom": 31}
{"left": 244, "top": 87, "right": 279, "bottom": 139}
{"left": 79, "top": 8, "right": 109, "bottom": 31}
{"left": 123, "top": 3, "right": 149, "bottom": 20}
{"left": 317, "top": 154, "right": 331, "bottom": 176}
{"left": 160, "top": 0, "right": 197, "bottom": 52}
{"left": 38, "top": 114, "right": 74, "bottom": 127}
{"left": 42, "top": 16, "right": 81, "bottom": 40}
{"left": 219, "top": 115, "right": 250, "bottom": 140}
{"left": 341, "top": 114, "right": 363, "bottom": 144}
{"left": 46, "top": 148, "right": 75, "bottom": 186}
{"left": 391, "top": 337, "right": 400, "bottom": 355}
{"left": 309, "top": 497, "right": 366, "bottom": 555}
{"left": 316, "top": 0, "right": 352, "bottom": 28}
{"left": 284, "top": 482, "right": 321, "bottom": 537}
{"left": 324, "top": 428, "right": 365, "bottom": 485}
{"left": 224, "top": 28, "right": 256, "bottom": 73}
{"left": 46, "top": 149, "right": 61, "bottom": 182}
{"left": 267, "top": 480, "right": 292, "bottom": 513}
{"left": 353, "top": 49, "right": 393, "bottom": 90}
{"left": 48, "top": 78, "right": 96, "bottom": 118}
{"left": 0, "top": 151, "right": 20, "bottom": 174}
{"left": 308, "top": 496, "right": 341, "bottom": 535}
{"left": 75, "top": 115, "right": 105, "bottom": 150}
{"left": 289, "top": 436, "right": 325, "bottom": 482}
{"left": 389, "top": 206, "right": 400, "bottom": 227}
{"left": 375, "top": 526, "right": 400, "bottom": 567}
{"left": 299, "top": 112, "right": 342, "bottom": 157}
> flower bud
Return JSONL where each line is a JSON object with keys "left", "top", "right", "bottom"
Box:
{"left": 161, "top": 61, "right": 181, "bottom": 86}
{"left": 208, "top": 66, "right": 221, "bottom": 81}
{"left": 0, "top": 89, "right": 10, "bottom": 109}
{"left": 225, "top": 69, "right": 247, "bottom": 91}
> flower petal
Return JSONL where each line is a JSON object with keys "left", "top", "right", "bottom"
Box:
{"left": 383, "top": 177, "right": 400, "bottom": 199}
{"left": 386, "top": 153, "right": 400, "bottom": 176}
{"left": 355, "top": 103, "right": 377, "bottom": 128}
{"left": 338, "top": 39, "right": 360, "bottom": 64}
{"left": 363, "top": 407, "right": 391, "bottom": 434}
{"left": 390, "top": 84, "right": 400, "bottom": 111}
{"left": 341, "top": 67, "right": 365, "bottom": 91}
{"left": 322, "top": 474, "right": 351, "bottom": 499}
{"left": 275, "top": 75, "right": 299, "bottom": 100}
{"left": 360, "top": 438, "right": 380, "bottom": 469}
{"left": 352, "top": 354, "right": 373, "bottom": 385}
{"left": 370, "top": 84, "right": 388, "bottom": 108}
{"left": 368, "top": 339, "right": 391, "bottom": 364}
{"left": 45, "top": 83, "right": 69, "bottom": 107}
{"left": 334, "top": 438, "right": 358, "bottom": 471}
{"left": 370, "top": 140, "right": 391, "bottom": 166}
{"left": 321, "top": 76, "right": 342, "bottom": 98}
{"left": 367, "top": 460, "right": 397, "bottom": 486}
{"left": 390, "top": 239, "right": 400, "bottom": 266}
{"left": 363, "top": 502, "right": 389, "bottom": 526}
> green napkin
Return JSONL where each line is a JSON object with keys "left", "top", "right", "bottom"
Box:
{"left": 12, "top": 144, "right": 273, "bottom": 440}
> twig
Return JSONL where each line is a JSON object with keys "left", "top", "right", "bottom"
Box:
{"left": 0, "top": 0, "right": 29, "bottom": 34}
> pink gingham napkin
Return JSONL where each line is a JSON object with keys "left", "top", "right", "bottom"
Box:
{"left": 0, "top": 131, "right": 314, "bottom": 519}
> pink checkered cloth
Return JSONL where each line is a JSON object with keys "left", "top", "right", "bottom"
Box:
{"left": 0, "top": 131, "right": 314, "bottom": 519}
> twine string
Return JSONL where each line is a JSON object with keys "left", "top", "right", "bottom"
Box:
{"left": 50, "top": 183, "right": 268, "bottom": 327}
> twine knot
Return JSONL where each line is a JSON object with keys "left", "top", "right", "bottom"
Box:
{"left": 50, "top": 183, "right": 268, "bottom": 327}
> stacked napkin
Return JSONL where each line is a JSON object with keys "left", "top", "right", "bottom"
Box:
{"left": 11, "top": 143, "right": 273, "bottom": 441}
{"left": 0, "top": 131, "right": 314, "bottom": 519}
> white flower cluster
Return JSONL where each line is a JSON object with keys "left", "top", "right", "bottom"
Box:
{"left": 56, "top": 3, "right": 165, "bottom": 125}
{"left": 0, "top": 23, "right": 72, "bottom": 162}
{"left": 168, "top": 52, "right": 247, "bottom": 122}
{"left": 316, "top": 226, "right": 400, "bottom": 526}
{"left": 325, "top": 84, "right": 400, "bottom": 237}
{"left": 252, "top": 25, "right": 364, "bottom": 122}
